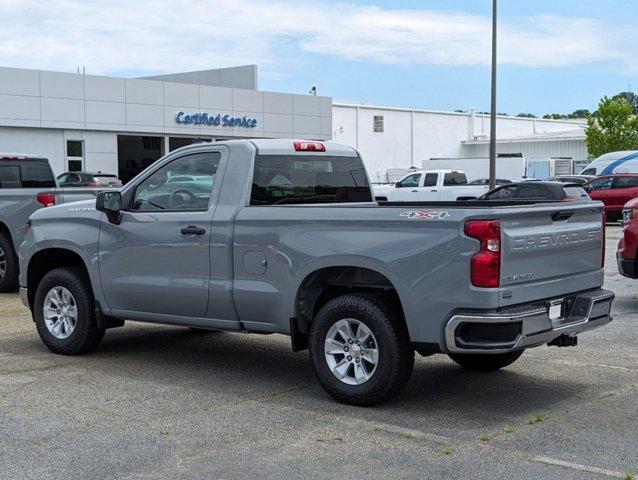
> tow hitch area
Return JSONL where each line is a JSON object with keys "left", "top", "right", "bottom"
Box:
{"left": 548, "top": 334, "right": 578, "bottom": 347}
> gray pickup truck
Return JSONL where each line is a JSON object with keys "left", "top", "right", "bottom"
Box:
{"left": 19, "top": 139, "right": 614, "bottom": 405}
{"left": 0, "top": 154, "right": 111, "bottom": 292}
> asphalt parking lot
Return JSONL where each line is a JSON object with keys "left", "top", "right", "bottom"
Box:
{"left": 0, "top": 226, "right": 636, "bottom": 480}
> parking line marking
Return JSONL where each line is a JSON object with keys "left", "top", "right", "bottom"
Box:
{"left": 533, "top": 456, "right": 627, "bottom": 478}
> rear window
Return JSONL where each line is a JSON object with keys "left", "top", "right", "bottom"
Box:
{"left": 0, "top": 160, "right": 55, "bottom": 188}
{"left": 20, "top": 162, "right": 56, "bottom": 188}
{"left": 564, "top": 186, "right": 590, "bottom": 200}
{"left": 0, "top": 165, "right": 21, "bottom": 188}
{"left": 512, "top": 183, "right": 563, "bottom": 200}
{"left": 250, "top": 155, "right": 372, "bottom": 205}
{"left": 443, "top": 172, "right": 467, "bottom": 186}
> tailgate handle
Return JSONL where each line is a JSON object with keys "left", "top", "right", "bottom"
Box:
{"left": 551, "top": 211, "right": 574, "bottom": 221}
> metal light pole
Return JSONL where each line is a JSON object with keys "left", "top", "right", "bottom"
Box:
{"left": 489, "top": 0, "right": 497, "bottom": 190}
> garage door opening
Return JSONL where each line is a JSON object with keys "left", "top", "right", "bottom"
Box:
{"left": 117, "top": 135, "right": 165, "bottom": 184}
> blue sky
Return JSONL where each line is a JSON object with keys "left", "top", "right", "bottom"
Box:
{"left": 2, "top": 0, "right": 636, "bottom": 116}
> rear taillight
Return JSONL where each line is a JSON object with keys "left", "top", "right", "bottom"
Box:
{"left": 293, "top": 141, "right": 325, "bottom": 152}
{"left": 601, "top": 212, "right": 606, "bottom": 268}
{"left": 465, "top": 220, "right": 501, "bottom": 288}
{"left": 36, "top": 192, "right": 56, "bottom": 207}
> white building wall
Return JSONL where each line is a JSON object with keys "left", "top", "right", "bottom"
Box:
{"left": 466, "top": 139, "right": 588, "bottom": 160}
{"left": 0, "top": 127, "right": 64, "bottom": 171}
{"left": 0, "top": 126, "right": 118, "bottom": 175}
{"left": 333, "top": 103, "right": 587, "bottom": 182}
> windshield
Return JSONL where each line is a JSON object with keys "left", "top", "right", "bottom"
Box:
{"left": 250, "top": 155, "right": 372, "bottom": 205}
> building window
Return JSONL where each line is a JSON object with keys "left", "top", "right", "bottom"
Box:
{"left": 373, "top": 115, "right": 384, "bottom": 133}
{"left": 66, "top": 140, "right": 84, "bottom": 172}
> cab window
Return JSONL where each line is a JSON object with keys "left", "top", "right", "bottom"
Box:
{"left": 422, "top": 173, "right": 438, "bottom": 187}
{"left": 584, "top": 178, "right": 612, "bottom": 191}
{"left": 131, "top": 152, "right": 220, "bottom": 211}
{"left": 397, "top": 173, "right": 421, "bottom": 188}
{"left": 250, "top": 155, "right": 371, "bottom": 205}
{"left": 443, "top": 172, "right": 467, "bottom": 186}
{"left": 611, "top": 177, "right": 638, "bottom": 189}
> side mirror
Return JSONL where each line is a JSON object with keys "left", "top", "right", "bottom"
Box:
{"left": 395, "top": 181, "right": 402, "bottom": 188}
{"left": 96, "top": 191, "right": 122, "bottom": 224}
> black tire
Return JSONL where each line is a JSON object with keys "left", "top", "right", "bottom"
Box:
{"left": 33, "top": 267, "right": 105, "bottom": 355}
{"left": 309, "top": 293, "right": 414, "bottom": 406}
{"left": 0, "top": 232, "right": 18, "bottom": 293}
{"left": 448, "top": 350, "right": 524, "bottom": 371}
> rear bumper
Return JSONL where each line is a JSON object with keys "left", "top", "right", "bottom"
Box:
{"left": 444, "top": 289, "right": 614, "bottom": 354}
{"left": 617, "top": 254, "right": 638, "bottom": 278}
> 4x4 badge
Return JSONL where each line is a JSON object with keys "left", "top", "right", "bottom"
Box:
{"left": 400, "top": 210, "right": 449, "bottom": 220}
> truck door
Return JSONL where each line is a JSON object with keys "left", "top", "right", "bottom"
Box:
{"left": 98, "top": 149, "right": 226, "bottom": 318}
{"left": 393, "top": 173, "right": 421, "bottom": 201}
{"left": 417, "top": 173, "right": 440, "bottom": 200}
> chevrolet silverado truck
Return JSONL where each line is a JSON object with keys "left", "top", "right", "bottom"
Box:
{"left": 373, "top": 170, "right": 489, "bottom": 202}
{"left": 0, "top": 153, "right": 115, "bottom": 292}
{"left": 19, "top": 139, "right": 614, "bottom": 405}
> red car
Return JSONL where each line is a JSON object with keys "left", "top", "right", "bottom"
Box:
{"left": 584, "top": 174, "right": 638, "bottom": 221}
{"left": 618, "top": 196, "right": 638, "bottom": 277}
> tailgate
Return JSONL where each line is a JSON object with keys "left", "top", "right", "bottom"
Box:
{"left": 499, "top": 203, "right": 603, "bottom": 297}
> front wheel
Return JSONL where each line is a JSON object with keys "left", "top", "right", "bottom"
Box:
{"left": 309, "top": 294, "right": 414, "bottom": 406}
{"left": 33, "top": 267, "right": 105, "bottom": 355}
{"left": 0, "top": 233, "right": 18, "bottom": 292}
{"left": 448, "top": 350, "right": 524, "bottom": 371}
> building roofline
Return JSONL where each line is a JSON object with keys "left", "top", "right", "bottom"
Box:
{"left": 463, "top": 130, "right": 586, "bottom": 145}
{"left": 332, "top": 102, "right": 586, "bottom": 125}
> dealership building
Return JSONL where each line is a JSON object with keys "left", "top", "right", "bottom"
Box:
{"left": 0, "top": 65, "right": 332, "bottom": 183}
{"left": 0, "top": 64, "right": 587, "bottom": 183}
{"left": 332, "top": 103, "right": 588, "bottom": 183}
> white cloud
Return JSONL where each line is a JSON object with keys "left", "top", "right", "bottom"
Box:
{"left": 0, "top": 0, "right": 634, "bottom": 75}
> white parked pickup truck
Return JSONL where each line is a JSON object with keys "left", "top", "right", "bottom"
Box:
{"left": 373, "top": 170, "right": 489, "bottom": 202}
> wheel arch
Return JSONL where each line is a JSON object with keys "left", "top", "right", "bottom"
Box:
{"left": 26, "top": 247, "right": 91, "bottom": 309}
{"left": 0, "top": 220, "right": 15, "bottom": 251}
{"left": 290, "top": 260, "right": 409, "bottom": 351}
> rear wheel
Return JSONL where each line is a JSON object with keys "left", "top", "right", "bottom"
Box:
{"left": 309, "top": 293, "right": 414, "bottom": 406}
{"left": 0, "top": 233, "right": 18, "bottom": 292}
{"left": 33, "top": 267, "right": 104, "bottom": 355}
{"left": 448, "top": 350, "right": 524, "bottom": 371}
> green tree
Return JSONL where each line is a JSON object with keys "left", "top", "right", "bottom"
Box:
{"left": 568, "top": 109, "right": 591, "bottom": 119}
{"left": 612, "top": 91, "right": 638, "bottom": 114}
{"left": 543, "top": 113, "right": 567, "bottom": 119}
{"left": 516, "top": 113, "right": 537, "bottom": 118}
{"left": 585, "top": 96, "right": 638, "bottom": 158}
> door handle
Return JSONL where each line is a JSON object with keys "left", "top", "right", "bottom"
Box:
{"left": 411, "top": 189, "right": 418, "bottom": 192}
{"left": 552, "top": 211, "right": 574, "bottom": 221}
{"left": 431, "top": 189, "right": 438, "bottom": 192}
{"left": 180, "top": 226, "right": 206, "bottom": 235}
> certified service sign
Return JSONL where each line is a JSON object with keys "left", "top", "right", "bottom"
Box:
{"left": 175, "top": 111, "right": 257, "bottom": 128}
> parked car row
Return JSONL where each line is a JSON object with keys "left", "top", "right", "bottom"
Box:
{"left": 0, "top": 154, "right": 119, "bottom": 292}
